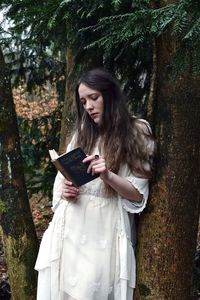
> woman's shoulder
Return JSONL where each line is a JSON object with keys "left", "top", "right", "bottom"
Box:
{"left": 131, "top": 116, "right": 152, "bottom": 135}
{"left": 132, "top": 117, "right": 156, "bottom": 158}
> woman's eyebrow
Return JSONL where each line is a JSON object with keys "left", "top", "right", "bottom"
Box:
{"left": 80, "top": 92, "right": 98, "bottom": 99}
{"left": 80, "top": 92, "right": 99, "bottom": 100}
{"left": 89, "top": 92, "right": 99, "bottom": 97}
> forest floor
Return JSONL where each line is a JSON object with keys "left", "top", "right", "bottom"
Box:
{"left": 0, "top": 194, "right": 199, "bottom": 299}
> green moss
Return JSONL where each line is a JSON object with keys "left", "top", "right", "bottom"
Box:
{"left": 0, "top": 199, "right": 7, "bottom": 214}
{"left": 4, "top": 233, "right": 38, "bottom": 299}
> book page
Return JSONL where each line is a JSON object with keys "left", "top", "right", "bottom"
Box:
{"left": 49, "top": 149, "right": 59, "bottom": 160}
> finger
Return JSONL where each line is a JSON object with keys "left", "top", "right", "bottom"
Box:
{"left": 63, "top": 190, "right": 79, "bottom": 198}
{"left": 63, "top": 186, "right": 79, "bottom": 194}
{"left": 87, "top": 161, "right": 93, "bottom": 174}
{"left": 87, "top": 159, "right": 99, "bottom": 174}
{"left": 83, "top": 154, "right": 100, "bottom": 163}
{"left": 63, "top": 194, "right": 78, "bottom": 200}
{"left": 64, "top": 195, "right": 79, "bottom": 203}
{"left": 91, "top": 163, "right": 106, "bottom": 175}
{"left": 88, "top": 159, "right": 106, "bottom": 174}
{"left": 63, "top": 179, "right": 73, "bottom": 186}
{"left": 82, "top": 155, "right": 94, "bottom": 163}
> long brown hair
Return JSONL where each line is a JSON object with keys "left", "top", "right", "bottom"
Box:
{"left": 75, "top": 68, "right": 156, "bottom": 182}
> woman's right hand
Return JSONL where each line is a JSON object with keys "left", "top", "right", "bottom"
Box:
{"left": 62, "top": 179, "right": 79, "bottom": 202}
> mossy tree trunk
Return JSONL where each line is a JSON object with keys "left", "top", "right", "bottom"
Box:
{"left": 0, "top": 47, "right": 39, "bottom": 299}
{"left": 134, "top": 3, "right": 200, "bottom": 300}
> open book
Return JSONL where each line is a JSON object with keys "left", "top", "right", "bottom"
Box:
{"left": 49, "top": 147, "right": 99, "bottom": 187}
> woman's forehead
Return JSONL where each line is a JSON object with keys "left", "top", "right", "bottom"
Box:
{"left": 78, "top": 83, "right": 100, "bottom": 97}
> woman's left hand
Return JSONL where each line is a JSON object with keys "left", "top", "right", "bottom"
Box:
{"left": 82, "top": 155, "right": 109, "bottom": 179}
{"left": 83, "top": 154, "right": 143, "bottom": 202}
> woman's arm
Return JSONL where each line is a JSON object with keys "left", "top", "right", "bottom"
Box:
{"left": 101, "top": 170, "right": 143, "bottom": 202}
{"left": 82, "top": 155, "right": 143, "bottom": 202}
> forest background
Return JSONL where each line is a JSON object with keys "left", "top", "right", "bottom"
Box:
{"left": 0, "top": 0, "right": 200, "bottom": 299}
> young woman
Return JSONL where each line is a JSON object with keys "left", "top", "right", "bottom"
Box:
{"left": 35, "top": 68, "right": 156, "bottom": 300}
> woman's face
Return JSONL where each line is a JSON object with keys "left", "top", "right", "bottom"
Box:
{"left": 78, "top": 83, "right": 104, "bottom": 125}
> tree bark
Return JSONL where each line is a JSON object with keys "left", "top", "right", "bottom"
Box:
{"left": 59, "top": 47, "right": 76, "bottom": 154}
{"left": 146, "top": 39, "right": 157, "bottom": 126}
{"left": 134, "top": 7, "right": 200, "bottom": 300}
{"left": 0, "top": 47, "right": 39, "bottom": 299}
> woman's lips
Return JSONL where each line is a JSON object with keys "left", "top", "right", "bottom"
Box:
{"left": 90, "top": 113, "right": 98, "bottom": 119}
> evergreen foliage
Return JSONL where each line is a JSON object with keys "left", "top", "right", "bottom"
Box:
{"left": 82, "top": 0, "right": 200, "bottom": 76}
{"left": 1, "top": 0, "right": 199, "bottom": 93}
{"left": 0, "top": 0, "right": 67, "bottom": 90}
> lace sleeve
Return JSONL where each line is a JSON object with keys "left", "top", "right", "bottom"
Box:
{"left": 119, "top": 118, "right": 154, "bottom": 213}
{"left": 121, "top": 175, "right": 149, "bottom": 214}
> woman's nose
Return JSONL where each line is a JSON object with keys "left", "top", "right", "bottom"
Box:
{"left": 85, "top": 100, "right": 93, "bottom": 111}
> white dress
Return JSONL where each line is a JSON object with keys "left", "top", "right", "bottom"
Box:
{"left": 35, "top": 134, "right": 149, "bottom": 300}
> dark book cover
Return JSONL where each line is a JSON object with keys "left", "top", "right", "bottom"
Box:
{"left": 49, "top": 147, "right": 99, "bottom": 187}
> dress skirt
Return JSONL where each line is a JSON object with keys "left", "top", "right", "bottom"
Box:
{"left": 35, "top": 180, "right": 121, "bottom": 300}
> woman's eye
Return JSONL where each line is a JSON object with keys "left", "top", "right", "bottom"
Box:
{"left": 91, "top": 95, "right": 98, "bottom": 101}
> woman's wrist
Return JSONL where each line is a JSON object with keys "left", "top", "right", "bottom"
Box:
{"left": 100, "top": 169, "right": 113, "bottom": 182}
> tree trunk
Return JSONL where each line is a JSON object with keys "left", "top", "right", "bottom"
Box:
{"left": 0, "top": 47, "right": 39, "bottom": 299}
{"left": 134, "top": 8, "right": 200, "bottom": 300}
{"left": 59, "top": 47, "right": 76, "bottom": 154}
